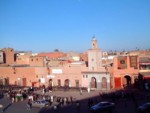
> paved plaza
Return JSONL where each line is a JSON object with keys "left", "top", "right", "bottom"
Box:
{"left": 0, "top": 89, "right": 150, "bottom": 113}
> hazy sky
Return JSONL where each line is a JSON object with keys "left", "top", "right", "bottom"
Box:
{"left": 0, "top": 0, "right": 150, "bottom": 53}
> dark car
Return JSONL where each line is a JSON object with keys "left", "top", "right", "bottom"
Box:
{"left": 137, "top": 103, "right": 150, "bottom": 113}
{"left": 90, "top": 101, "right": 115, "bottom": 113}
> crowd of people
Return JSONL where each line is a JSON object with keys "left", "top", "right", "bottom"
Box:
{"left": 0, "top": 85, "right": 83, "bottom": 111}
{"left": 1, "top": 84, "right": 150, "bottom": 113}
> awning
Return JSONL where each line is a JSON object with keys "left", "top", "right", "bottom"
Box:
{"left": 139, "top": 63, "right": 150, "bottom": 65}
{"left": 139, "top": 72, "right": 150, "bottom": 77}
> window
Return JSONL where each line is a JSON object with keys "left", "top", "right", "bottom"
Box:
{"left": 36, "top": 75, "right": 38, "bottom": 78}
{"left": 83, "top": 75, "right": 85, "bottom": 78}
{"left": 120, "top": 60, "right": 125, "bottom": 64}
{"left": 130, "top": 56, "right": 137, "bottom": 68}
{"left": 118, "top": 56, "right": 127, "bottom": 69}
{"left": 86, "top": 75, "right": 88, "bottom": 78}
{"left": 75, "top": 80, "right": 79, "bottom": 87}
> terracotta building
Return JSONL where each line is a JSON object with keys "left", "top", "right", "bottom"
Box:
{"left": 1, "top": 48, "right": 14, "bottom": 64}
{"left": 16, "top": 52, "right": 32, "bottom": 65}
{"left": 0, "top": 37, "right": 111, "bottom": 91}
{"left": 29, "top": 56, "right": 47, "bottom": 67}
{"left": 0, "top": 51, "right": 3, "bottom": 64}
{"left": 0, "top": 66, "right": 48, "bottom": 87}
{"left": 112, "top": 55, "right": 139, "bottom": 89}
{"left": 139, "top": 54, "right": 150, "bottom": 82}
{"left": 2, "top": 37, "right": 148, "bottom": 91}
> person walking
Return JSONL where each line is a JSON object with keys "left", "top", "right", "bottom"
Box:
{"left": 11, "top": 97, "right": 14, "bottom": 103}
{"left": 0, "top": 104, "right": 3, "bottom": 113}
{"left": 76, "top": 101, "right": 80, "bottom": 112}
{"left": 27, "top": 102, "right": 30, "bottom": 110}
{"left": 80, "top": 89, "right": 82, "bottom": 95}
{"left": 27, "top": 99, "right": 32, "bottom": 110}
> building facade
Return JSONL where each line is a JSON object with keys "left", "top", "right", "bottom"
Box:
{"left": 112, "top": 55, "right": 139, "bottom": 89}
{"left": 1, "top": 37, "right": 149, "bottom": 91}
{"left": 1, "top": 48, "right": 14, "bottom": 64}
{"left": 0, "top": 51, "right": 3, "bottom": 64}
{"left": 81, "top": 37, "right": 110, "bottom": 90}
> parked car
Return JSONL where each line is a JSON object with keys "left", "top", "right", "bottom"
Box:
{"left": 32, "top": 100, "right": 49, "bottom": 108}
{"left": 137, "top": 103, "right": 150, "bottom": 113}
{"left": 90, "top": 101, "right": 115, "bottom": 113}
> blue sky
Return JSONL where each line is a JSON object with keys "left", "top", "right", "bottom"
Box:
{"left": 0, "top": 0, "right": 150, "bottom": 53}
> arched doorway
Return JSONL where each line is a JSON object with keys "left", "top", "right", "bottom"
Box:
{"left": 133, "top": 76, "right": 138, "bottom": 88}
{"left": 0, "top": 78, "right": 3, "bottom": 85}
{"left": 49, "top": 79, "right": 53, "bottom": 87}
{"left": 64, "top": 79, "right": 70, "bottom": 87}
{"left": 101, "top": 77, "right": 107, "bottom": 89}
{"left": 48, "top": 79, "right": 53, "bottom": 91}
{"left": 17, "top": 78, "right": 21, "bottom": 86}
{"left": 123, "top": 75, "right": 131, "bottom": 88}
{"left": 22, "top": 78, "right": 26, "bottom": 86}
{"left": 91, "top": 77, "right": 97, "bottom": 88}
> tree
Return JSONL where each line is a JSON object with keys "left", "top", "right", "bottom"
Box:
{"left": 54, "top": 49, "right": 59, "bottom": 52}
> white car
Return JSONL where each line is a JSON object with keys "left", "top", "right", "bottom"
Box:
{"left": 90, "top": 101, "right": 115, "bottom": 113}
{"left": 32, "top": 100, "right": 49, "bottom": 108}
{"left": 137, "top": 103, "right": 150, "bottom": 113}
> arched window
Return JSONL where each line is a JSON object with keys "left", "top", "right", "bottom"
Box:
{"left": 101, "top": 77, "right": 107, "bottom": 89}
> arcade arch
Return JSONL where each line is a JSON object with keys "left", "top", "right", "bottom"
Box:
{"left": 101, "top": 77, "right": 107, "bottom": 89}
{"left": 91, "top": 77, "right": 97, "bottom": 88}
{"left": 123, "top": 75, "right": 131, "bottom": 88}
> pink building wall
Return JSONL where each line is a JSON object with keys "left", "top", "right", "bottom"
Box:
{"left": 49, "top": 63, "right": 86, "bottom": 87}
{"left": 0, "top": 66, "right": 48, "bottom": 87}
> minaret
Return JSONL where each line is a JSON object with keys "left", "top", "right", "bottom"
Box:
{"left": 88, "top": 36, "right": 102, "bottom": 71}
{"left": 91, "top": 35, "right": 98, "bottom": 49}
